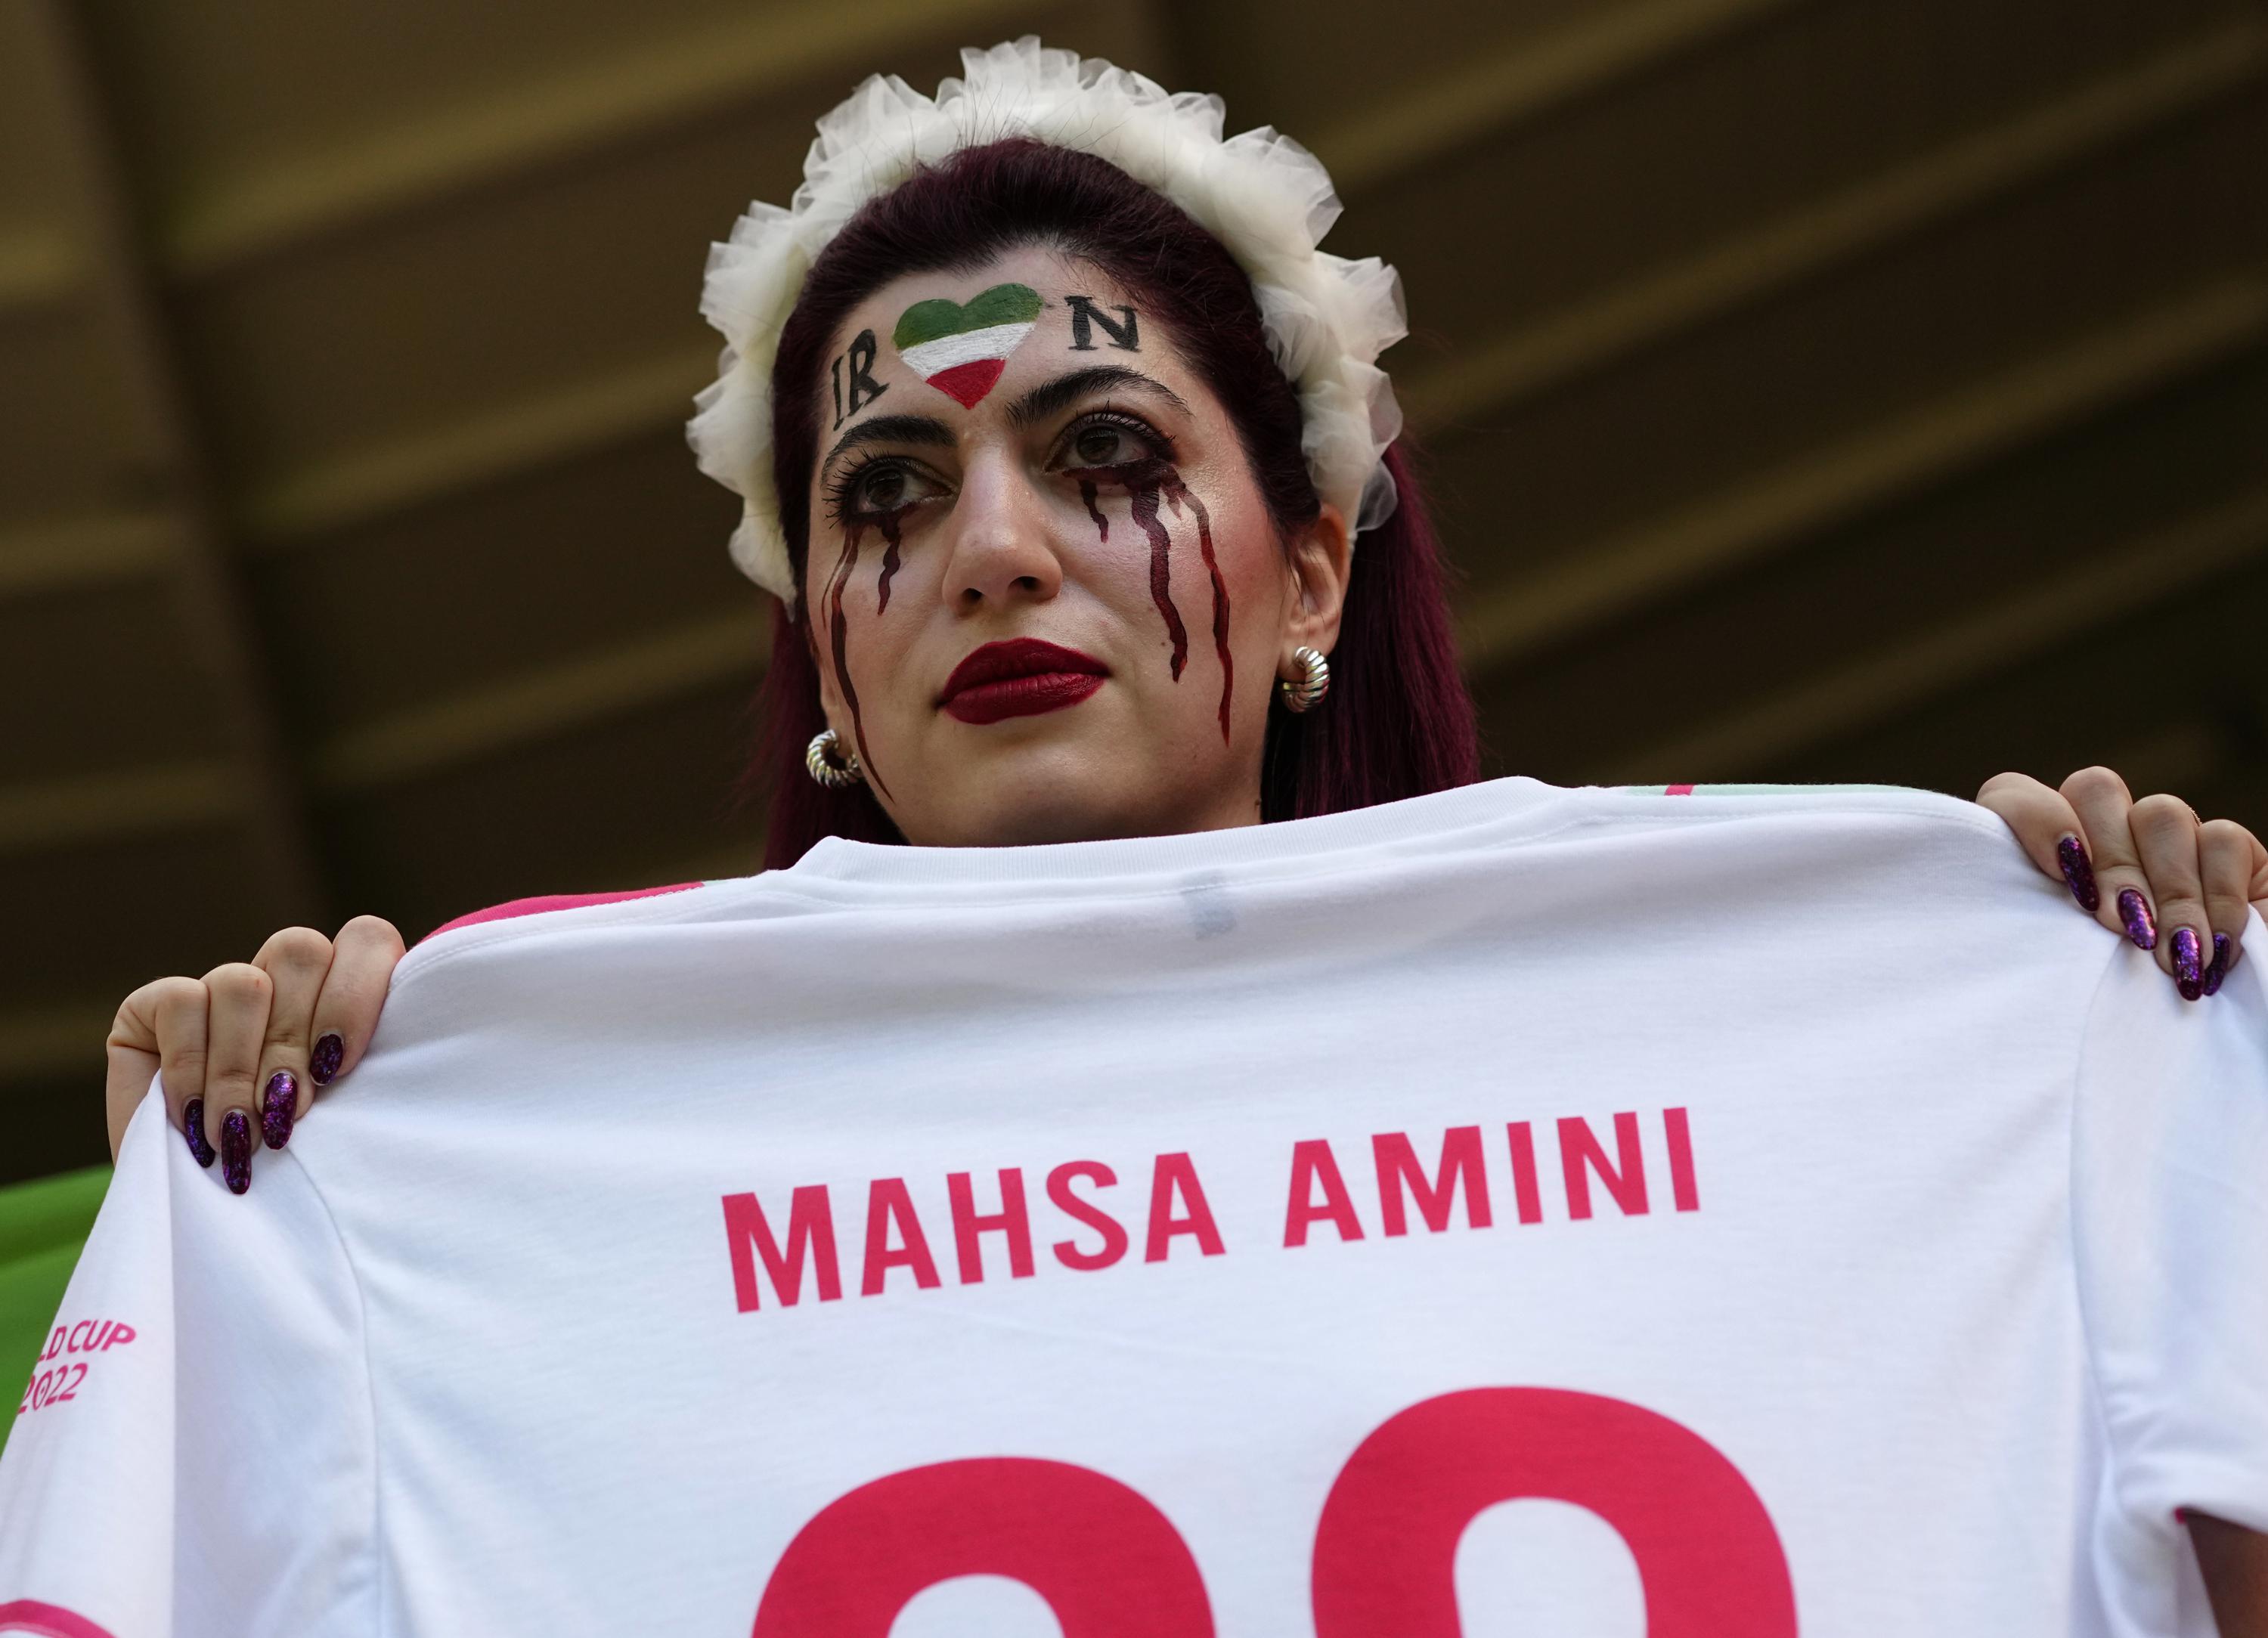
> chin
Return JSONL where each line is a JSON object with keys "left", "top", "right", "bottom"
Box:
{"left": 914, "top": 742, "right": 1185, "bottom": 847}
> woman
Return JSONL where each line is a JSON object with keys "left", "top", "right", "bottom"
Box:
{"left": 102, "top": 49, "right": 2266, "bottom": 1182}
{"left": 91, "top": 41, "right": 2268, "bottom": 1621}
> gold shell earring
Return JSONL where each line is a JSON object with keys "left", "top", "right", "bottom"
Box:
{"left": 1277, "top": 646, "right": 1331, "bottom": 713}
{"left": 804, "top": 728, "right": 865, "bottom": 788}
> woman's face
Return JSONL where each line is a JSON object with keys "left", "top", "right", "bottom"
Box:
{"left": 802, "top": 246, "right": 1349, "bottom": 847}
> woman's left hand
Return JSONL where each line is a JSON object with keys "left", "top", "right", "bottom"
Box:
{"left": 1978, "top": 768, "right": 2268, "bottom": 1001}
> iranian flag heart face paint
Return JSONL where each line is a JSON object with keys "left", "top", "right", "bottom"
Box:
{"left": 892, "top": 283, "right": 1043, "bottom": 407}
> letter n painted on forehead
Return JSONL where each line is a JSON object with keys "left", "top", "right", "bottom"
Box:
{"left": 829, "top": 329, "right": 888, "bottom": 431}
{"left": 1066, "top": 296, "right": 1139, "bottom": 353}
{"left": 891, "top": 283, "right": 1043, "bottom": 407}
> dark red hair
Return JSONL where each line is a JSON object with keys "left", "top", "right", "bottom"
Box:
{"left": 753, "top": 139, "right": 1477, "bottom": 867}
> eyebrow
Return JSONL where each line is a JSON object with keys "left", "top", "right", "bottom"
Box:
{"left": 820, "top": 413, "right": 956, "bottom": 474}
{"left": 1006, "top": 365, "right": 1190, "bottom": 429}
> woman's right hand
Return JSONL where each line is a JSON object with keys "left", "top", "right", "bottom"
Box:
{"left": 103, "top": 916, "right": 406, "bottom": 1193}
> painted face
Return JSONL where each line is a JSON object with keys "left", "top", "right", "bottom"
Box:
{"left": 804, "top": 246, "right": 1346, "bottom": 847}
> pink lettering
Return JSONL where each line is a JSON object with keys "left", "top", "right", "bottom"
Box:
{"left": 1507, "top": 1122, "right": 1544, "bottom": 1224}
{"left": 1046, "top": 1162, "right": 1129, "bottom": 1271}
{"left": 1144, "top": 1153, "right": 1225, "bottom": 1263}
{"left": 714, "top": 1105, "right": 1700, "bottom": 1318}
{"left": 1373, "top": 1126, "right": 1492, "bottom": 1237}
{"left": 948, "top": 1169, "right": 1035, "bottom": 1285}
{"left": 722, "top": 1187, "right": 843, "bottom": 1312}
{"left": 1665, "top": 1107, "right": 1701, "bottom": 1212}
{"left": 1284, "top": 1139, "right": 1365, "bottom": 1247}
{"left": 1559, "top": 1113, "right": 1649, "bottom": 1220}
{"left": 862, "top": 1178, "right": 943, "bottom": 1296}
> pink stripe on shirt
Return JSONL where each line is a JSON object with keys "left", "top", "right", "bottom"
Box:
{"left": 420, "top": 882, "right": 703, "bottom": 944}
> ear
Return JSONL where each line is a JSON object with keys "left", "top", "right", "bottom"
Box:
{"left": 1280, "top": 503, "right": 1353, "bottom": 671}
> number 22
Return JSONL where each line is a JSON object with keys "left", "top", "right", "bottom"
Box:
{"left": 752, "top": 1386, "right": 1797, "bottom": 1634}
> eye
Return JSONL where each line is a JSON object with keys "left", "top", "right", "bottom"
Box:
{"left": 1057, "top": 410, "right": 1171, "bottom": 472}
{"left": 852, "top": 464, "right": 911, "bottom": 510}
{"left": 1072, "top": 422, "right": 1141, "bottom": 466}
{"left": 826, "top": 455, "right": 944, "bottom": 524}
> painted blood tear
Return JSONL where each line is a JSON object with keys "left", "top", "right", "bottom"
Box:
{"left": 1074, "top": 460, "right": 1233, "bottom": 740}
{"left": 1161, "top": 480, "right": 1232, "bottom": 742}
{"left": 1123, "top": 479, "right": 1191, "bottom": 683}
{"left": 873, "top": 511, "right": 905, "bottom": 616}
{"left": 825, "top": 527, "right": 890, "bottom": 798}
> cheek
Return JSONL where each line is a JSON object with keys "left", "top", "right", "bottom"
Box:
{"left": 808, "top": 520, "right": 935, "bottom": 799}
{"left": 1116, "top": 476, "right": 1278, "bottom": 748}
{"left": 1206, "top": 495, "right": 1290, "bottom": 662}
{"left": 1215, "top": 509, "right": 1286, "bottom": 610}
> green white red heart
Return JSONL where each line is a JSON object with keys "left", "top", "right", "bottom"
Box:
{"left": 892, "top": 283, "right": 1043, "bottom": 407}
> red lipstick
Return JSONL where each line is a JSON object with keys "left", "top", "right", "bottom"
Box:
{"left": 940, "top": 638, "right": 1109, "bottom": 725}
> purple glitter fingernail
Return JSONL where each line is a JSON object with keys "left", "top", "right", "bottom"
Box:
{"left": 2202, "top": 932, "right": 2232, "bottom": 998}
{"left": 221, "top": 1110, "right": 253, "bottom": 1195}
{"left": 2171, "top": 927, "right": 2204, "bottom": 1001}
{"left": 262, "top": 1070, "right": 297, "bottom": 1150}
{"left": 182, "top": 1098, "right": 215, "bottom": 1168}
{"left": 310, "top": 1032, "right": 344, "bottom": 1086}
{"left": 2054, "top": 834, "right": 2099, "bottom": 911}
{"left": 2117, "top": 887, "right": 2157, "bottom": 952}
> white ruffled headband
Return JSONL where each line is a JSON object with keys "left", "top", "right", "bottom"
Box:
{"left": 686, "top": 37, "right": 1408, "bottom": 604}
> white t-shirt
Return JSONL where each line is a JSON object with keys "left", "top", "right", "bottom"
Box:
{"left": 3, "top": 779, "right": 2264, "bottom": 1637}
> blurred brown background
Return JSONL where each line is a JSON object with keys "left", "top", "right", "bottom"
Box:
{"left": 2, "top": 0, "right": 2262, "bottom": 1184}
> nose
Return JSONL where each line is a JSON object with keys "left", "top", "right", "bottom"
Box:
{"left": 940, "top": 451, "right": 1063, "bottom": 610}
